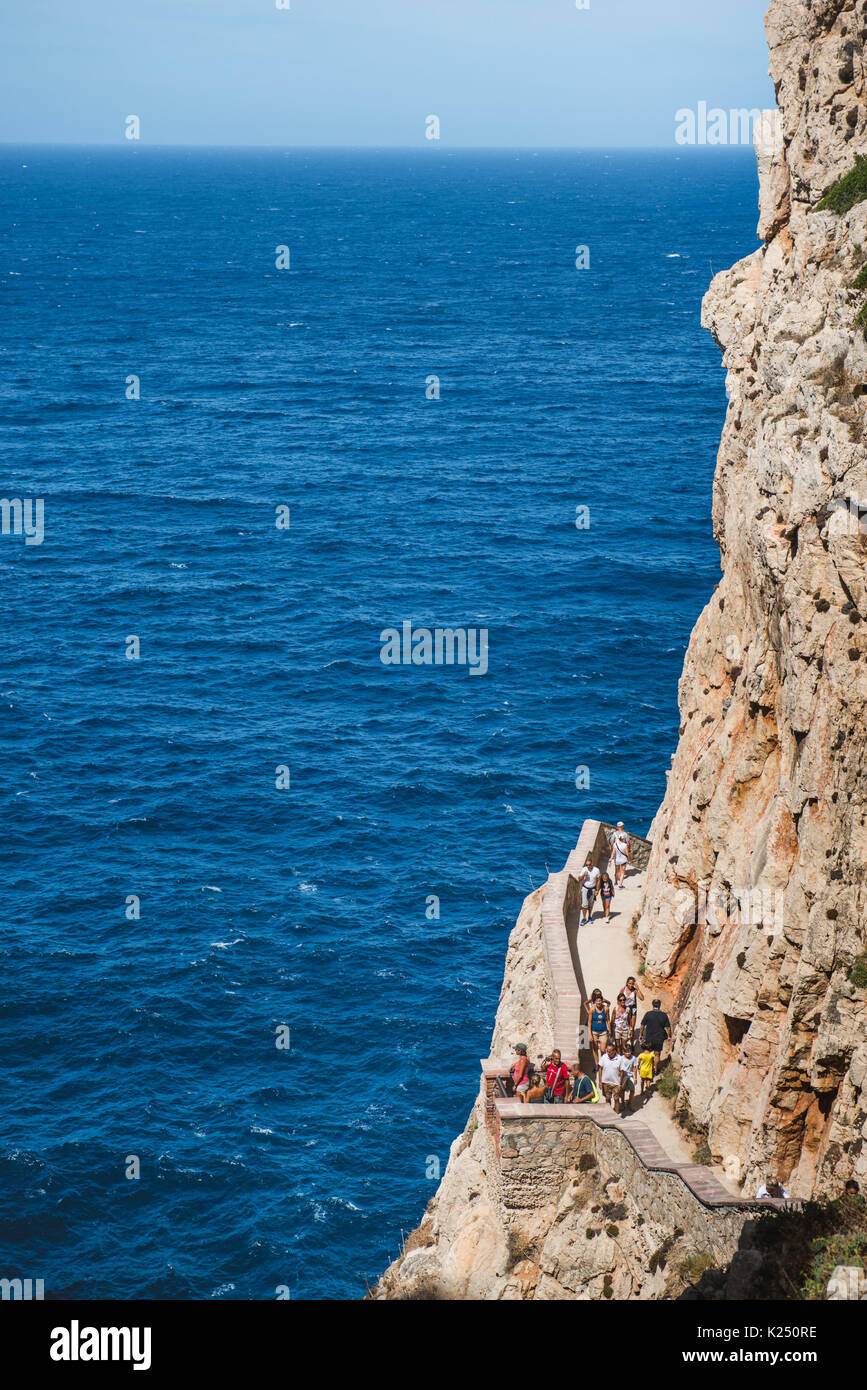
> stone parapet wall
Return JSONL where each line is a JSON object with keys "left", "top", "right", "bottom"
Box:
{"left": 542, "top": 821, "right": 605, "bottom": 1063}
{"left": 494, "top": 1101, "right": 782, "bottom": 1213}
{"left": 499, "top": 1113, "right": 588, "bottom": 1211}
{"left": 497, "top": 1108, "right": 757, "bottom": 1270}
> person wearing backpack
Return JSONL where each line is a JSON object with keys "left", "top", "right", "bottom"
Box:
{"left": 543, "top": 1050, "right": 569, "bottom": 1103}
{"left": 569, "top": 1063, "right": 599, "bottom": 1104}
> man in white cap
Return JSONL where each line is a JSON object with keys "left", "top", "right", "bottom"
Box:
{"left": 611, "top": 822, "right": 630, "bottom": 887}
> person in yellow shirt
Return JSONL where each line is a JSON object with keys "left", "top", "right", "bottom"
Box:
{"left": 638, "top": 1048, "right": 655, "bottom": 1097}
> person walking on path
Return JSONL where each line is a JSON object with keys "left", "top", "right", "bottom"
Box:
{"left": 638, "top": 1044, "right": 654, "bottom": 1097}
{"left": 610, "top": 993, "right": 632, "bottom": 1055}
{"left": 622, "top": 976, "right": 644, "bottom": 1045}
{"left": 610, "top": 822, "right": 631, "bottom": 887}
{"left": 599, "top": 872, "right": 615, "bottom": 920}
{"left": 599, "top": 1043, "right": 624, "bottom": 1111}
{"left": 618, "top": 1044, "right": 640, "bottom": 1115}
{"left": 578, "top": 853, "right": 601, "bottom": 924}
{"left": 639, "top": 998, "right": 672, "bottom": 1076}
{"left": 585, "top": 988, "right": 611, "bottom": 1072}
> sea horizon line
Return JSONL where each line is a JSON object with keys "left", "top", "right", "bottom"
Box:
{"left": 0, "top": 141, "right": 759, "bottom": 155}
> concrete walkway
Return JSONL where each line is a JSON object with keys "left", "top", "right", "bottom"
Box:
{"left": 569, "top": 868, "right": 644, "bottom": 1004}
{"left": 568, "top": 864, "right": 741, "bottom": 1197}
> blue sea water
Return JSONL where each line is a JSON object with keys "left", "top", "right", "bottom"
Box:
{"left": 0, "top": 147, "right": 758, "bottom": 1300}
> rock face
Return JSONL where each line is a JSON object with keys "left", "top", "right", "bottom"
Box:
{"left": 375, "top": 0, "right": 867, "bottom": 1298}
{"left": 636, "top": 0, "right": 867, "bottom": 1200}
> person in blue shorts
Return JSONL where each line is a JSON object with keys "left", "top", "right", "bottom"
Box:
{"left": 585, "top": 988, "right": 611, "bottom": 1073}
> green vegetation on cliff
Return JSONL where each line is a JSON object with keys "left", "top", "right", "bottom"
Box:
{"left": 849, "top": 952, "right": 867, "bottom": 988}
{"left": 818, "top": 155, "right": 867, "bottom": 214}
{"left": 656, "top": 1068, "right": 680, "bottom": 1101}
{"left": 753, "top": 1196, "right": 867, "bottom": 1299}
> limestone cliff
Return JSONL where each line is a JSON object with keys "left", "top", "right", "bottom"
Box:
{"left": 375, "top": 0, "right": 867, "bottom": 1298}
{"left": 637, "top": 0, "right": 867, "bottom": 1200}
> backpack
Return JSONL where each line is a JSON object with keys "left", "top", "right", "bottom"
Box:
{"left": 572, "top": 1074, "right": 600, "bottom": 1103}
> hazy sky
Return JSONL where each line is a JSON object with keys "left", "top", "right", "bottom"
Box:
{"left": 1, "top": 0, "right": 774, "bottom": 147}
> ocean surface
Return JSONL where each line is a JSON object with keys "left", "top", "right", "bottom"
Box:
{"left": 0, "top": 146, "right": 757, "bottom": 1300}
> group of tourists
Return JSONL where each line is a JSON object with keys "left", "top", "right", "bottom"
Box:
{"left": 576, "top": 822, "right": 631, "bottom": 924}
{"left": 585, "top": 984, "right": 671, "bottom": 1069}
{"left": 508, "top": 1040, "right": 651, "bottom": 1116}
{"left": 586, "top": 987, "right": 672, "bottom": 1112}
{"left": 508, "top": 990, "right": 673, "bottom": 1117}
{"left": 505, "top": 822, "right": 674, "bottom": 1116}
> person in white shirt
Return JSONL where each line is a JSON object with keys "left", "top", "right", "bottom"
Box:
{"left": 618, "top": 1044, "right": 640, "bottom": 1115}
{"left": 598, "top": 1043, "right": 623, "bottom": 1108}
{"left": 610, "top": 822, "right": 631, "bottom": 887}
{"left": 756, "top": 1174, "right": 789, "bottom": 1200}
{"left": 578, "top": 854, "right": 601, "bottom": 923}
